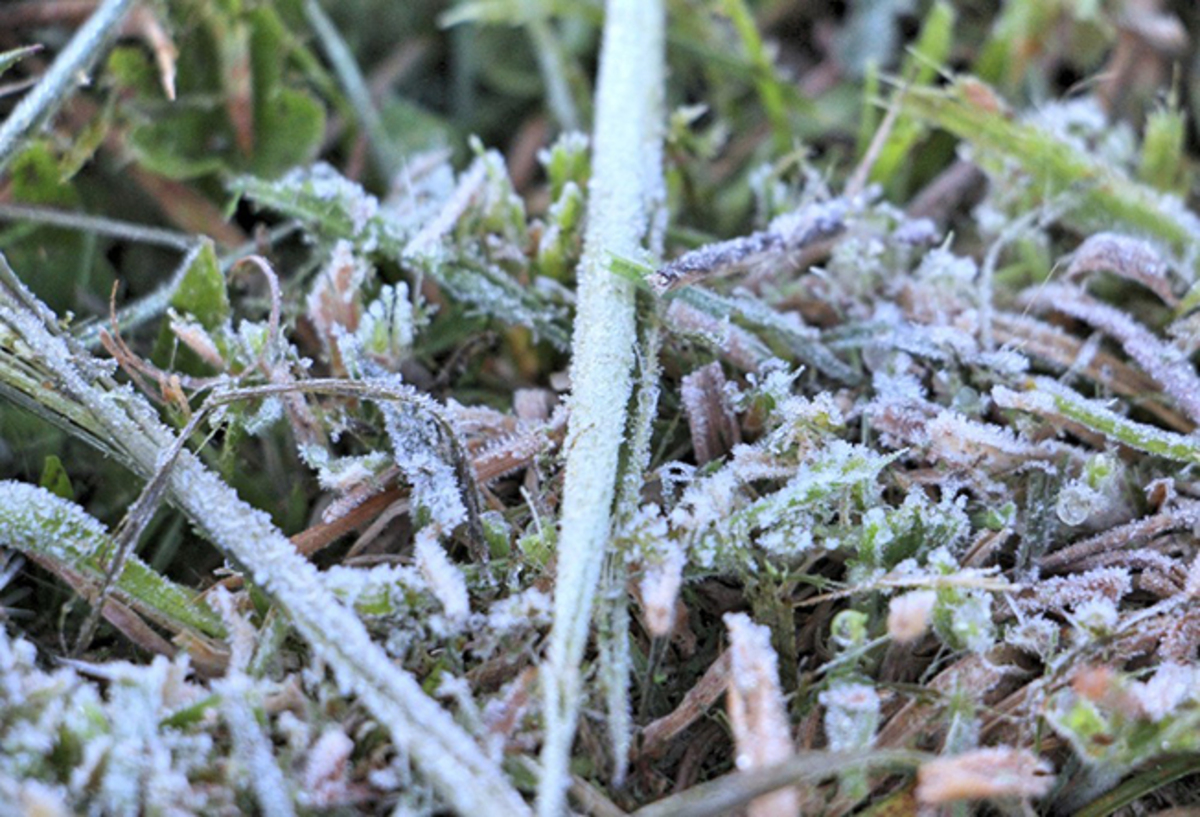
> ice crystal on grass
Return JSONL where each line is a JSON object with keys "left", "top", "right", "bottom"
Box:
{"left": 917, "top": 747, "right": 1054, "bottom": 804}
{"left": 381, "top": 397, "right": 468, "bottom": 532}
{"left": 724, "top": 613, "right": 798, "bottom": 817}
{"left": 10, "top": 7, "right": 1200, "bottom": 813}
{"left": 1026, "top": 283, "right": 1200, "bottom": 424}
{"left": 1067, "top": 232, "right": 1177, "bottom": 304}
{"left": 887, "top": 589, "right": 938, "bottom": 643}
{"left": 820, "top": 682, "right": 880, "bottom": 753}
{"left": 415, "top": 525, "right": 470, "bottom": 623}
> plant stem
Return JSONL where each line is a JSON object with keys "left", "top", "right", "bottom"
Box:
{"left": 537, "top": 0, "right": 665, "bottom": 813}
{"left": 0, "top": 256, "right": 531, "bottom": 817}
{"left": 0, "top": 0, "right": 135, "bottom": 175}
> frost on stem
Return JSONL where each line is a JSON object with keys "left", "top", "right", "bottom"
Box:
{"left": 724, "top": 613, "right": 799, "bottom": 817}
{"left": 1024, "top": 283, "right": 1200, "bottom": 424}
{"left": 1067, "top": 232, "right": 1177, "bottom": 305}
{"left": 650, "top": 198, "right": 848, "bottom": 294}
{"left": 0, "top": 261, "right": 529, "bottom": 816}
{"left": 537, "top": 0, "right": 665, "bottom": 813}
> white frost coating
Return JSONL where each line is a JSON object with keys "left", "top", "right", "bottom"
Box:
{"left": 724, "top": 612, "right": 798, "bottom": 817}
{"left": 639, "top": 539, "right": 686, "bottom": 637}
{"left": 819, "top": 681, "right": 881, "bottom": 753}
{"left": 0, "top": 481, "right": 111, "bottom": 561}
{"left": 887, "top": 590, "right": 937, "bottom": 644}
{"left": 173, "top": 454, "right": 526, "bottom": 815}
{"left": 537, "top": 0, "right": 665, "bottom": 814}
{"left": 0, "top": 282, "right": 529, "bottom": 815}
{"left": 218, "top": 673, "right": 296, "bottom": 817}
{"left": 299, "top": 728, "right": 356, "bottom": 808}
{"left": 1131, "top": 664, "right": 1199, "bottom": 722}
{"left": 414, "top": 526, "right": 470, "bottom": 623}
{"left": 1028, "top": 283, "right": 1200, "bottom": 425}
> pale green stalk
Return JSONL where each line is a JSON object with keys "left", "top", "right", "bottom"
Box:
{"left": 537, "top": 0, "right": 665, "bottom": 813}
{"left": 303, "top": 0, "right": 400, "bottom": 179}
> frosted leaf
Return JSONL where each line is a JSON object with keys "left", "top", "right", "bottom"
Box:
{"left": 1130, "top": 664, "right": 1200, "bottom": 722}
{"left": 1024, "top": 98, "right": 1135, "bottom": 166}
{"left": 723, "top": 613, "right": 798, "bottom": 817}
{"left": 888, "top": 590, "right": 938, "bottom": 644}
{"left": 650, "top": 197, "right": 847, "bottom": 293}
{"left": 915, "top": 247, "right": 978, "bottom": 288}
{"left": 664, "top": 299, "right": 772, "bottom": 371}
{"left": 168, "top": 314, "right": 225, "bottom": 368}
{"left": 307, "top": 240, "right": 369, "bottom": 351}
{"left": 381, "top": 397, "right": 468, "bottom": 532}
{"left": 974, "top": 348, "right": 1029, "bottom": 376}
{"left": 299, "top": 728, "right": 355, "bottom": 808}
{"left": 856, "top": 489, "right": 969, "bottom": 574}
{"left": 1017, "top": 566, "right": 1131, "bottom": 615}
{"left": 298, "top": 446, "right": 390, "bottom": 495}
{"left": 916, "top": 747, "right": 1054, "bottom": 804}
{"left": 891, "top": 217, "right": 940, "bottom": 246}
{"left": 1068, "top": 233, "right": 1177, "bottom": 304}
{"left": 1070, "top": 596, "right": 1119, "bottom": 636}
{"left": 414, "top": 526, "right": 470, "bottom": 623}
{"left": 668, "top": 468, "right": 739, "bottom": 533}
{"left": 938, "top": 591, "right": 995, "bottom": 654}
{"left": 819, "top": 681, "right": 880, "bottom": 752}
{"left": 1005, "top": 614, "right": 1060, "bottom": 659}
{"left": 925, "top": 410, "right": 1051, "bottom": 469}
{"left": 681, "top": 362, "right": 739, "bottom": 465}
{"left": 251, "top": 163, "right": 382, "bottom": 241}
{"left": 485, "top": 587, "right": 552, "bottom": 634}
{"left": 994, "top": 378, "right": 1200, "bottom": 465}
{"left": 354, "top": 284, "right": 415, "bottom": 371}
{"left": 320, "top": 562, "right": 429, "bottom": 618}
{"left": 639, "top": 539, "right": 686, "bottom": 637}
{"left": 0, "top": 481, "right": 110, "bottom": 562}
{"left": 1026, "top": 283, "right": 1200, "bottom": 424}
{"left": 218, "top": 672, "right": 295, "bottom": 817}
{"left": 242, "top": 396, "right": 284, "bottom": 437}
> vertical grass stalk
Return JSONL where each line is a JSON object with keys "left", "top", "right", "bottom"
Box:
{"left": 536, "top": 0, "right": 665, "bottom": 813}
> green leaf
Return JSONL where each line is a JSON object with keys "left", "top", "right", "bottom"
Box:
{"left": 868, "top": 1, "right": 956, "bottom": 191}
{"left": 0, "top": 481, "right": 226, "bottom": 640}
{"left": 38, "top": 455, "right": 74, "bottom": 500}
{"left": 151, "top": 240, "right": 229, "bottom": 376}
{"left": 1139, "top": 105, "right": 1189, "bottom": 195}
{"left": 170, "top": 239, "right": 229, "bottom": 329}
{"left": 114, "top": 4, "right": 325, "bottom": 180}
{"left": 0, "top": 44, "right": 42, "bottom": 79}
{"left": 903, "top": 78, "right": 1200, "bottom": 274}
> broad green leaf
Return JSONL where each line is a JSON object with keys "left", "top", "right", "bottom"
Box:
{"left": 38, "top": 455, "right": 74, "bottom": 500}
{"left": 0, "top": 481, "right": 227, "bottom": 640}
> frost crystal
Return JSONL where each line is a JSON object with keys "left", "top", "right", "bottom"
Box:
{"left": 723, "top": 613, "right": 798, "bottom": 817}
{"left": 888, "top": 590, "right": 937, "bottom": 644}
{"left": 819, "top": 681, "right": 880, "bottom": 752}
{"left": 1131, "top": 664, "right": 1199, "bottom": 722}
{"left": 299, "top": 729, "right": 355, "bottom": 808}
{"left": 917, "top": 747, "right": 1053, "bottom": 804}
{"left": 415, "top": 526, "right": 470, "bottom": 623}
{"left": 381, "top": 396, "right": 467, "bottom": 532}
{"left": 638, "top": 539, "right": 686, "bottom": 637}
